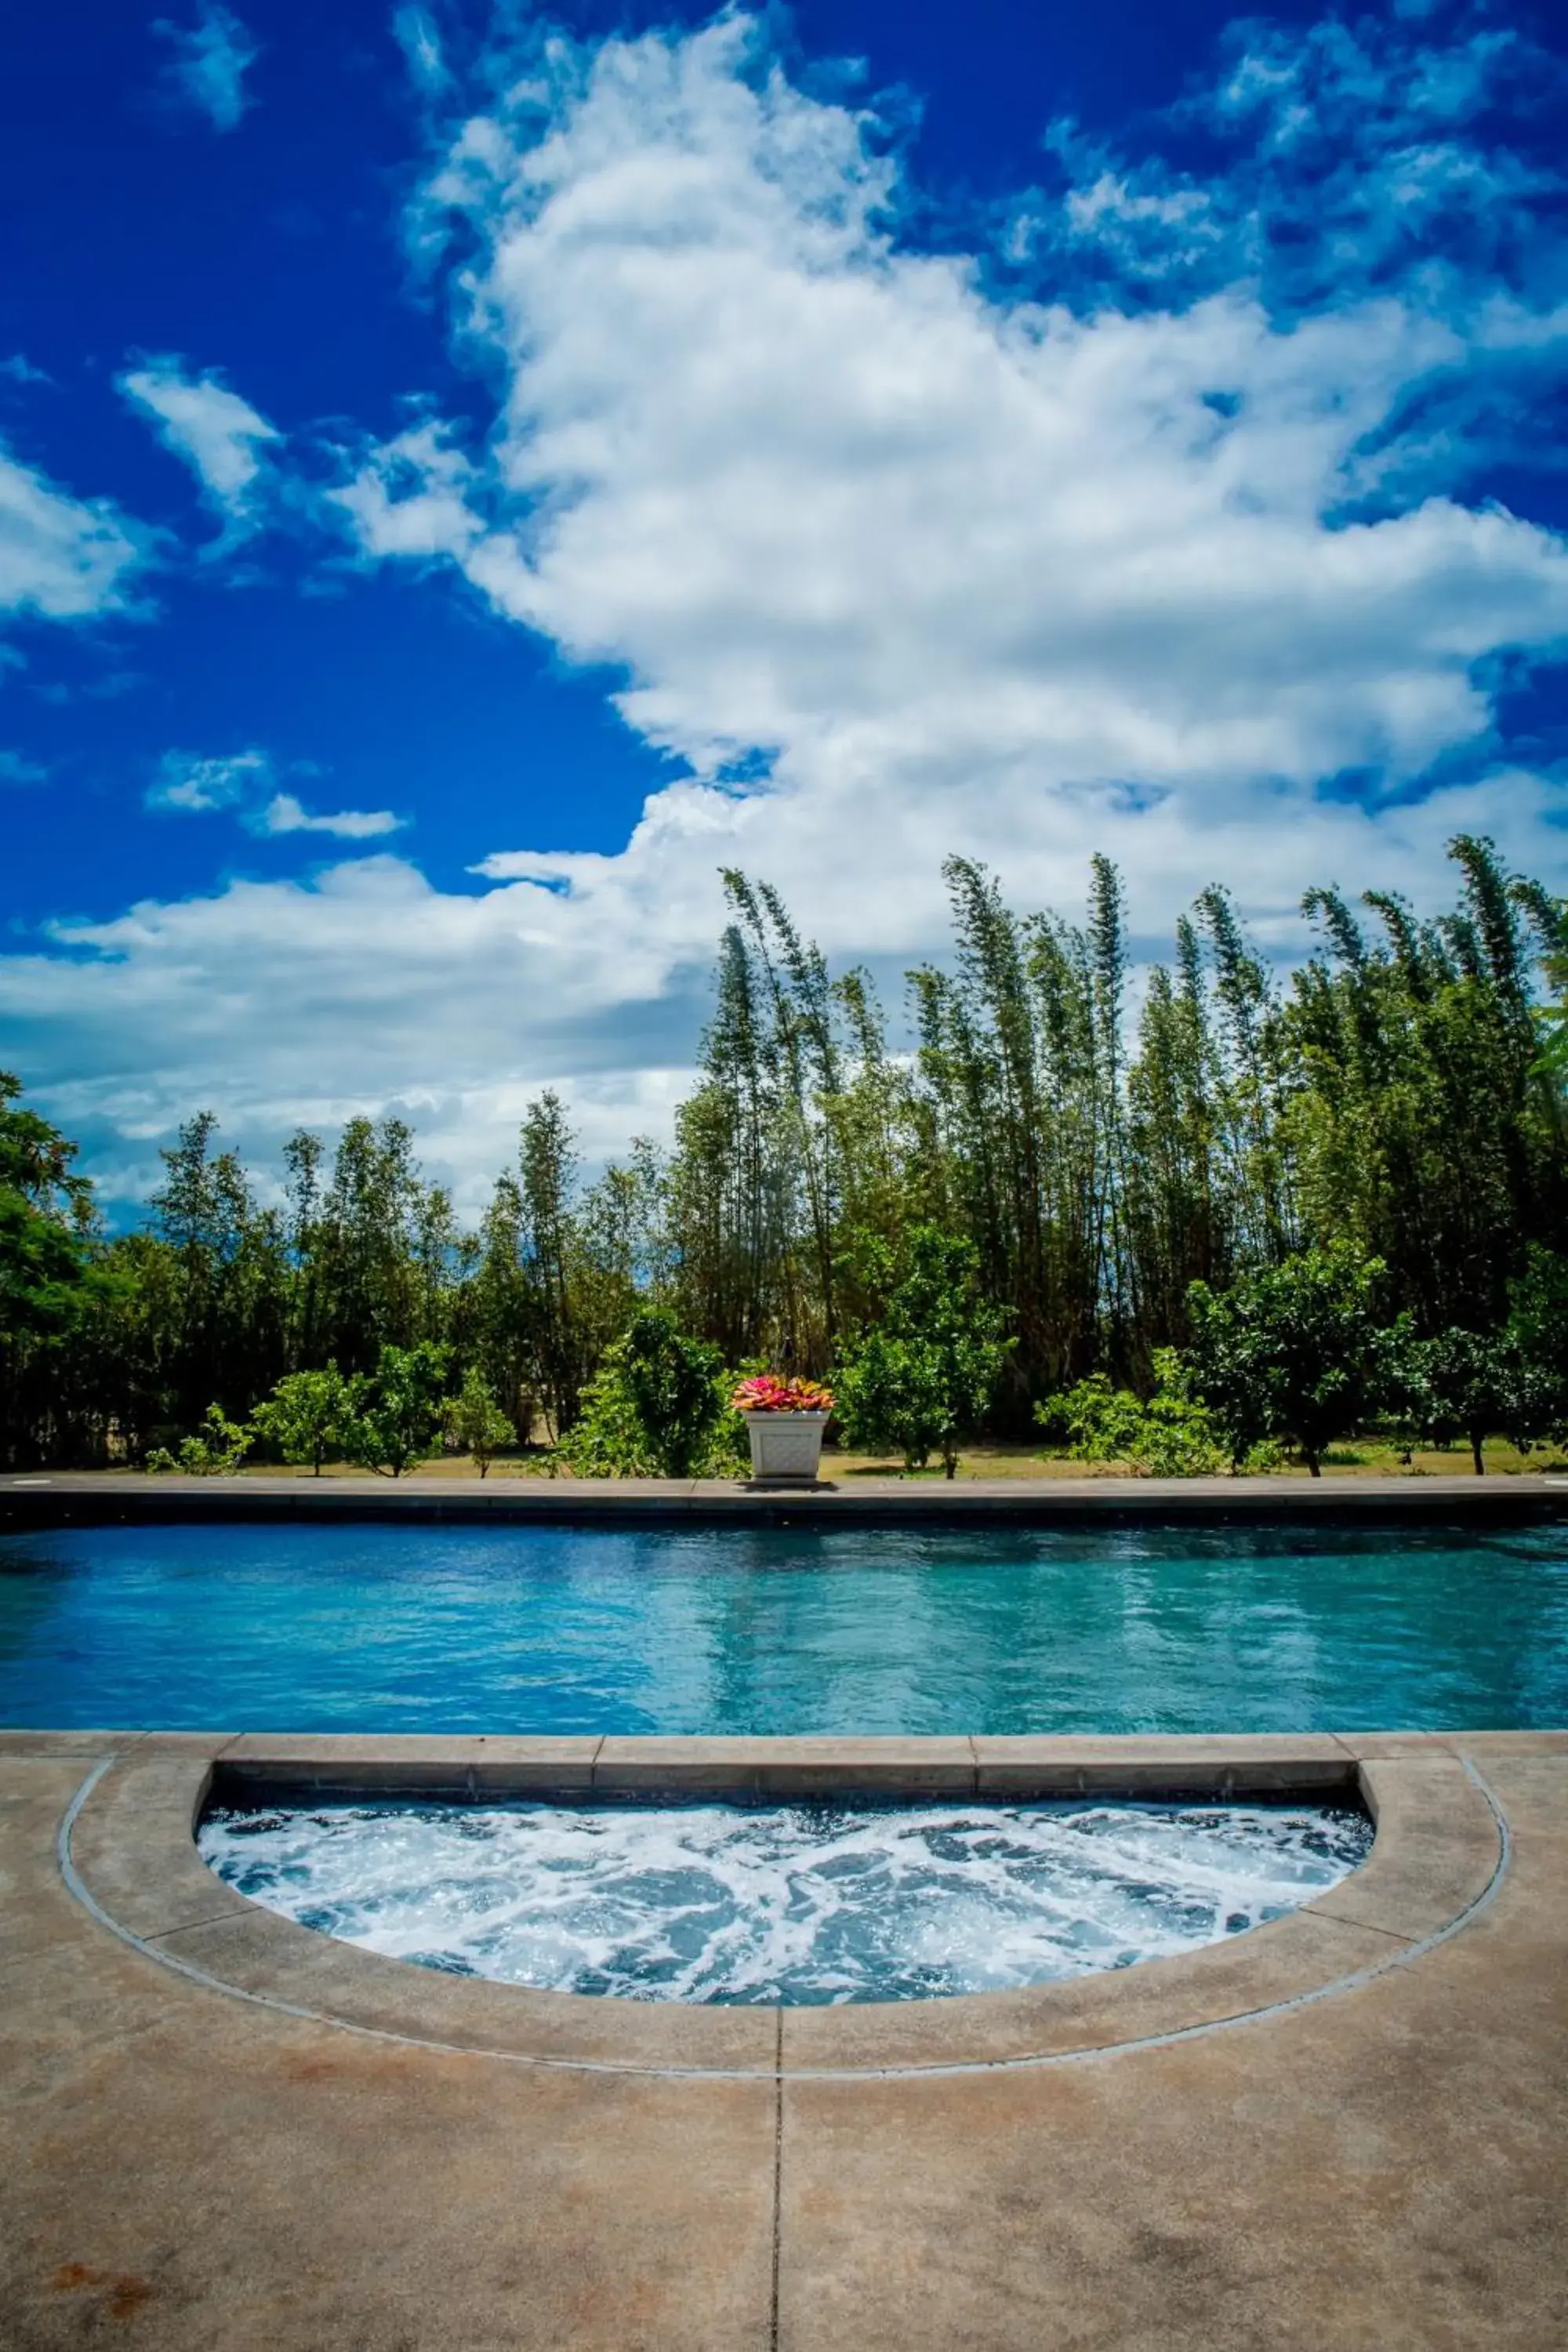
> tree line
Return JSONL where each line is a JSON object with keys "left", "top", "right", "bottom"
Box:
{"left": 3, "top": 833, "right": 1566, "bottom": 1474}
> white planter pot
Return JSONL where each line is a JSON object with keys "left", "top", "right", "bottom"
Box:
{"left": 742, "top": 1410, "right": 829, "bottom": 1482}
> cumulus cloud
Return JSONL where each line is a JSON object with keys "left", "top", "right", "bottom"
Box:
{"left": 8, "top": 5, "right": 1568, "bottom": 1202}
{"left": 146, "top": 746, "right": 270, "bottom": 814}
{"left": 332, "top": 11, "right": 1568, "bottom": 880}
{"left": 0, "top": 749, "right": 47, "bottom": 786}
{"left": 0, "top": 441, "right": 147, "bottom": 622}
{"left": 119, "top": 356, "right": 281, "bottom": 537}
{"left": 256, "top": 792, "right": 405, "bottom": 839}
{"left": 153, "top": 4, "right": 259, "bottom": 133}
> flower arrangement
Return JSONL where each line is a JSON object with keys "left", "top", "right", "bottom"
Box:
{"left": 731, "top": 1374, "right": 834, "bottom": 1414}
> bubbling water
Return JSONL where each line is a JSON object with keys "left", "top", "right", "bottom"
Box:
{"left": 198, "top": 1797, "right": 1370, "bottom": 2005}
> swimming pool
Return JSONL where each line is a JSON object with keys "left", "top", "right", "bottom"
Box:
{"left": 3, "top": 1518, "right": 1564, "bottom": 1733}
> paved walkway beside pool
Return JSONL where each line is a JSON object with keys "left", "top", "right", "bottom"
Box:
{"left": 2, "top": 1729, "right": 1565, "bottom": 2349}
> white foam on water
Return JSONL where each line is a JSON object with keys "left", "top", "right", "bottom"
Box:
{"left": 198, "top": 1799, "right": 1370, "bottom": 2005}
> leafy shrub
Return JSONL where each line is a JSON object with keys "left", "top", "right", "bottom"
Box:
{"left": 251, "top": 1366, "right": 354, "bottom": 1475}
{"left": 345, "top": 1341, "right": 451, "bottom": 1477}
{"left": 1034, "top": 1352, "right": 1227, "bottom": 1477}
{"left": 442, "top": 1368, "right": 515, "bottom": 1479}
{"left": 561, "top": 1311, "right": 745, "bottom": 1479}
{"left": 833, "top": 1229, "right": 1011, "bottom": 1479}
{"left": 145, "top": 1401, "right": 252, "bottom": 1476}
{"left": 1182, "top": 1244, "right": 1386, "bottom": 1475}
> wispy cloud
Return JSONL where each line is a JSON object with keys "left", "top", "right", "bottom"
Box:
{"left": 0, "top": 355, "right": 51, "bottom": 387}
{"left": 0, "top": 441, "right": 149, "bottom": 623}
{"left": 146, "top": 746, "right": 270, "bottom": 814}
{"left": 152, "top": 4, "right": 259, "bottom": 134}
{"left": 1023, "top": 12, "right": 1566, "bottom": 333}
{"left": 0, "top": 749, "right": 46, "bottom": 787}
{"left": 119, "top": 356, "right": 281, "bottom": 539}
{"left": 256, "top": 792, "right": 405, "bottom": 840}
{"left": 393, "top": 6, "right": 450, "bottom": 96}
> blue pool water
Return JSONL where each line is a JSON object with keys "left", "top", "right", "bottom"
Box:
{"left": 1, "top": 1519, "right": 1565, "bottom": 1733}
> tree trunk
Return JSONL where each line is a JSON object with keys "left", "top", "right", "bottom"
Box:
{"left": 1305, "top": 1454, "right": 1321, "bottom": 1478}
{"left": 1471, "top": 1432, "right": 1486, "bottom": 1477}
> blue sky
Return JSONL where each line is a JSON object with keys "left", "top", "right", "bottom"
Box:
{"left": 3, "top": 0, "right": 1566, "bottom": 1210}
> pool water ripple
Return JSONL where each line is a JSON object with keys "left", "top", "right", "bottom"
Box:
{"left": 2, "top": 1519, "right": 1565, "bottom": 1733}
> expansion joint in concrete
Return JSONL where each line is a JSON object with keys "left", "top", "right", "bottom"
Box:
{"left": 770, "top": 2006, "right": 784, "bottom": 2352}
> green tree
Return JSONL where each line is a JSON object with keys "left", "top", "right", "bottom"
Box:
{"left": 1388, "top": 1323, "right": 1559, "bottom": 1476}
{"left": 251, "top": 1366, "right": 354, "bottom": 1475}
{"left": 667, "top": 925, "right": 787, "bottom": 1367}
{"left": 8, "top": 836, "right": 1568, "bottom": 1480}
{"left": 1182, "top": 1244, "right": 1386, "bottom": 1475}
{"left": 465, "top": 1171, "right": 535, "bottom": 1442}
{"left": 1386, "top": 1325, "right": 1499, "bottom": 1477}
{"left": 521, "top": 1092, "right": 589, "bottom": 1436}
{"left": 1506, "top": 1248, "right": 1568, "bottom": 1410}
{"left": 834, "top": 1228, "right": 1011, "bottom": 1478}
{"left": 310, "top": 1116, "right": 436, "bottom": 1373}
{"left": 347, "top": 1341, "right": 451, "bottom": 1477}
{"left": 150, "top": 1112, "right": 290, "bottom": 1427}
{"left": 444, "top": 1367, "right": 515, "bottom": 1478}
{"left": 0, "top": 1073, "right": 94, "bottom": 1466}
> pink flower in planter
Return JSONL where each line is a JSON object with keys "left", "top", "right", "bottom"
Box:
{"left": 731, "top": 1374, "right": 834, "bottom": 1414}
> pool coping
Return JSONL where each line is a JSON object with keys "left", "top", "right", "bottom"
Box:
{"left": 3, "top": 1469, "right": 1567, "bottom": 1527}
{"left": 34, "top": 1727, "right": 1566, "bottom": 2082}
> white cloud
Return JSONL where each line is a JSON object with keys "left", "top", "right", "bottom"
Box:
{"left": 119, "top": 357, "right": 280, "bottom": 533}
{"left": 332, "top": 417, "right": 480, "bottom": 564}
{"left": 8, "top": 9, "right": 1568, "bottom": 1202}
{"left": 0, "top": 355, "right": 51, "bottom": 387}
{"left": 0, "top": 441, "right": 147, "bottom": 622}
{"left": 146, "top": 747, "right": 270, "bottom": 814}
{"left": 143, "top": 753, "right": 404, "bottom": 840}
{"left": 153, "top": 4, "right": 259, "bottom": 133}
{"left": 324, "top": 16, "right": 1567, "bottom": 815}
{"left": 256, "top": 792, "right": 405, "bottom": 839}
{"left": 0, "top": 749, "right": 46, "bottom": 786}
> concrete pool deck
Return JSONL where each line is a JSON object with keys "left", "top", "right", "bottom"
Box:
{"left": 2, "top": 1730, "right": 1565, "bottom": 2347}
{"left": 5, "top": 1465, "right": 1568, "bottom": 1527}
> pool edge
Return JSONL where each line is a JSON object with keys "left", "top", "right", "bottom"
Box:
{"left": 45, "top": 1729, "right": 1543, "bottom": 2080}
{"left": 5, "top": 1468, "right": 1568, "bottom": 1530}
